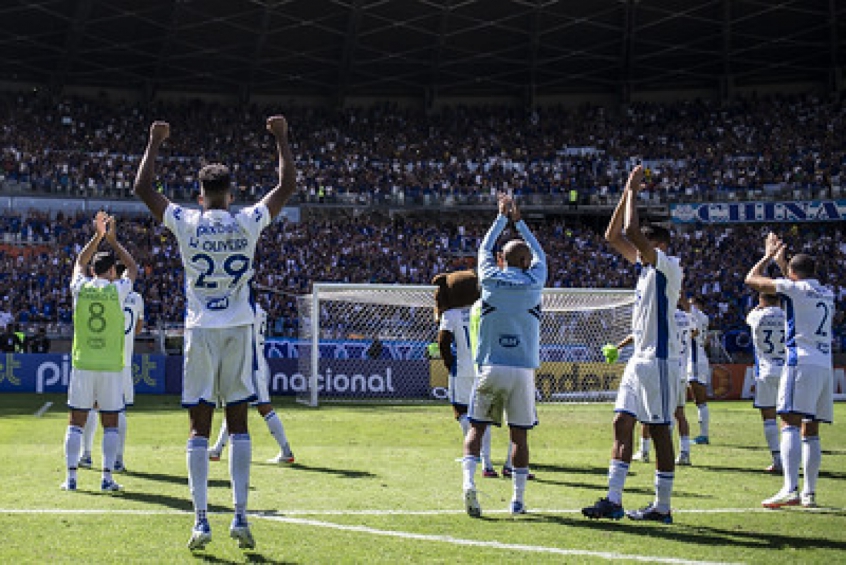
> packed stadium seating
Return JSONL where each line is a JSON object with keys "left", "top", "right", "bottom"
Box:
{"left": 1, "top": 91, "right": 844, "bottom": 205}
{"left": 0, "top": 208, "right": 842, "bottom": 352}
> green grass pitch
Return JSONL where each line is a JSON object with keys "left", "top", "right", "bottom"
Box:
{"left": 1, "top": 394, "right": 845, "bottom": 563}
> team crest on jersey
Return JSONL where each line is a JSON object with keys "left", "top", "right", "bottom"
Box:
{"left": 207, "top": 297, "right": 230, "bottom": 310}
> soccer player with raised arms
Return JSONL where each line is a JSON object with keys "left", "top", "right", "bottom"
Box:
{"left": 77, "top": 262, "right": 144, "bottom": 473}
{"left": 745, "top": 292, "right": 786, "bottom": 473}
{"left": 582, "top": 165, "right": 683, "bottom": 524}
{"left": 134, "top": 115, "right": 296, "bottom": 550}
{"left": 745, "top": 232, "right": 834, "bottom": 508}
{"left": 462, "top": 193, "right": 546, "bottom": 518}
{"left": 62, "top": 211, "right": 137, "bottom": 493}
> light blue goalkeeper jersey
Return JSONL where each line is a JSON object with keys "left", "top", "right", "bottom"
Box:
{"left": 475, "top": 215, "right": 547, "bottom": 369}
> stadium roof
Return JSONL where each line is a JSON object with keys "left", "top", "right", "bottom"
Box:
{"left": 2, "top": 0, "right": 843, "bottom": 100}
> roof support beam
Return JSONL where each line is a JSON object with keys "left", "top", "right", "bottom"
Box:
{"left": 720, "top": 0, "right": 735, "bottom": 102}
{"left": 51, "top": 0, "right": 95, "bottom": 94}
{"left": 619, "top": 0, "right": 638, "bottom": 105}
{"left": 337, "top": 0, "right": 364, "bottom": 106}
{"left": 525, "top": 0, "right": 542, "bottom": 107}
{"left": 829, "top": 0, "right": 842, "bottom": 92}
{"left": 243, "top": 2, "right": 275, "bottom": 102}
{"left": 426, "top": 0, "right": 451, "bottom": 108}
{"left": 150, "top": 0, "right": 185, "bottom": 101}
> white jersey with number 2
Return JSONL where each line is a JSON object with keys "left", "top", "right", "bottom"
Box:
{"left": 775, "top": 278, "right": 835, "bottom": 368}
{"left": 164, "top": 202, "right": 270, "bottom": 329}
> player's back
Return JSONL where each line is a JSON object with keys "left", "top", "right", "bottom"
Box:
{"left": 440, "top": 306, "right": 474, "bottom": 378}
{"left": 776, "top": 278, "right": 835, "bottom": 367}
{"left": 164, "top": 203, "right": 269, "bottom": 329}
{"left": 674, "top": 308, "right": 692, "bottom": 366}
{"left": 631, "top": 251, "right": 682, "bottom": 361}
{"left": 746, "top": 305, "right": 786, "bottom": 377}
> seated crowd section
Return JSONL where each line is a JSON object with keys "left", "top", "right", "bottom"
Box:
{"left": 1, "top": 90, "right": 844, "bottom": 205}
{"left": 0, "top": 90, "right": 844, "bottom": 348}
{"left": 0, "top": 211, "right": 843, "bottom": 348}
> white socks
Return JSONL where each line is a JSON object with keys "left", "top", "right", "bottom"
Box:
{"left": 697, "top": 404, "right": 710, "bottom": 437}
{"left": 229, "top": 434, "right": 251, "bottom": 519}
{"left": 780, "top": 425, "right": 801, "bottom": 493}
{"left": 802, "top": 435, "right": 821, "bottom": 496}
{"left": 607, "top": 460, "right": 630, "bottom": 505}
{"left": 187, "top": 437, "right": 209, "bottom": 521}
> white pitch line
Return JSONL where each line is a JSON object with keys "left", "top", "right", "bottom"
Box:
{"left": 260, "top": 514, "right": 738, "bottom": 565}
{"left": 0, "top": 508, "right": 744, "bottom": 564}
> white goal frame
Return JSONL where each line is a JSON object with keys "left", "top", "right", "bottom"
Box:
{"left": 297, "top": 283, "right": 634, "bottom": 407}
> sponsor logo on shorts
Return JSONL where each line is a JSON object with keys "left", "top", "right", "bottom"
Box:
{"left": 207, "top": 297, "right": 230, "bottom": 310}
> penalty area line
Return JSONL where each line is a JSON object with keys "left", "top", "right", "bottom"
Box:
{"left": 259, "top": 513, "right": 737, "bottom": 565}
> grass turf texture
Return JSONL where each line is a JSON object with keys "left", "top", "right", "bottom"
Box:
{"left": 1, "top": 394, "right": 845, "bottom": 563}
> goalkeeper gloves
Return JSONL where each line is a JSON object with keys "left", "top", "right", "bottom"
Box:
{"left": 601, "top": 343, "right": 619, "bottom": 364}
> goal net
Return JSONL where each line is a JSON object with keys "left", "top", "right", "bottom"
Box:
{"left": 295, "top": 283, "right": 634, "bottom": 406}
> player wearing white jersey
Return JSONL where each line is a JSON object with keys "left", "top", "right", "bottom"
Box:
{"left": 61, "top": 212, "right": 137, "bottom": 494}
{"left": 583, "top": 166, "right": 682, "bottom": 525}
{"left": 78, "top": 264, "right": 144, "bottom": 473}
{"left": 631, "top": 300, "right": 693, "bottom": 466}
{"left": 745, "top": 232, "right": 835, "bottom": 509}
{"left": 687, "top": 296, "right": 712, "bottom": 444}
{"left": 746, "top": 293, "right": 786, "bottom": 473}
{"left": 432, "top": 272, "right": 498, "bottom": 476}
{"left": 209, "top": 303, "right": 295, "bottom": 464}
{"left": 134, "top": 116, "right": 296, "bottom": 550}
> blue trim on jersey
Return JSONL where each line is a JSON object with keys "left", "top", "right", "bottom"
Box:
{"left": 655, "top": 272, "right": 670, "bottom": 360}
{"left": 781, "top": 294, "right": 798, "bottom": 366}
{"left": 781, "top": 365, "right": 797, "bottom": 413}
{"left": 690, "top": 335, "right": 698, "bottom": 364}
{"left": 508, "top": 421, "right": 537, "bottom": 430}
{"left": 97, "top": 408, "right": 124, "bottom": 414}
{"left": 659, "top": 359, "right": 670, "bottom": 423}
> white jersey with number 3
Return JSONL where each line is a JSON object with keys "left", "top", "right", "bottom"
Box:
{"left": 745, "top": 305, "right": 786, "bottom": 379}
{"left": 164, "top": 202, "right": 270, "bottom": 328}
{"left": 775, "top": 278, "right": 835, "bottom": 367}
{"left": 123, "top": 291, "right": 144, "bottom": 366}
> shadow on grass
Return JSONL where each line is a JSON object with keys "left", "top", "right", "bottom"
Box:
{"left": 693, "top": 463, "right": 846, "bottom": 480}
{"left": 256, "top": 462, "right": 376, "bottom": 479}
{"left": 127, "top": 469, "right": 230, "bottom": 489}
{"left": 192, "top": 553, "right": 293, "bottom": 564}
{"left": 533, "top": 513, "right": 846, "bottom": 552}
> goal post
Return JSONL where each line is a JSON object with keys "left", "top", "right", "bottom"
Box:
{"left": 295, "top": 283, "right": 634, "bottom": 406}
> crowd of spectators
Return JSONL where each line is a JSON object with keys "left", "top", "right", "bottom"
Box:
{"left": 1, "top": 90, "right": 845, "bottom": 206}
{"left": 0, "top": 210, "right": 843, "bottom": 352}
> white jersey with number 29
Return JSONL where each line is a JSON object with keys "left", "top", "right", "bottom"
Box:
{"left": 164, "top": 202, "right": 270, "bottom": 329}
{"left": 775, "top": 278, "right": 835, "bottom": 368}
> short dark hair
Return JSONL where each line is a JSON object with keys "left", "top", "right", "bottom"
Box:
{"left": 760, "top": 293, "right": 779, "bottom": 305}
{"left": 115, "top": 262, "right": 126, "bottom": 277}
{"left": 789, "top": 254, "right": 816, "bottom": 278}
{"left": 642, "top": 225, "right": 671, "bottom": 246}
{"left": 198, "top": 163, "right": 231, "bottom": 195}
{"left": 91, "top": 251, "right": 116, "bottom": 276}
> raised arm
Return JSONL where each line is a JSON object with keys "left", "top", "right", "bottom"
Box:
{"left": 511, "top": 198, "right": 547, "bottom": 283}
{"left": 73, "top": 211, "right": 107, "bottom": 279}
{"left": 622, "top": 165, "right": 657, "bottom": 266}
{"left": 133, "top": 121, "right": 172, "bottom": 223}
{"left": 260, "top": 116, "right": 297, "bottom": 220}
{"left": 744, "top": 232, "right": 784, "bottom": 295}
{"left": 605, "top": 167, "right": 642, "bottom": 265}
{"left": 104, "top": 215, "right": 138, "bottom": 283}
{"left": 477, "top": 194, "right": 510, "bottom": 281}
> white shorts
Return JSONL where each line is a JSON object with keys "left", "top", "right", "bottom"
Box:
{"left": 778, "top": 365, "right": 834, "bottom": 423}
{"left": 254, "top": 356, "right": 272, "bottom": 405}
{"left": 449, "top": 372, "right": 475, "bottom": 407}
{"left": 182, "top": 326, "right": 256, "bottom": 407}
{"left": 122, "top": 365, "right": 135, "bottom": 406}
{"left": 67, "top": 368, "right": 125, "bottom": 413}
{"left": 753, "top": 373, "right": 781, "bottom": 409}
{"left": 687, "top": 359, "right": 711, "bottom": 386}
{"left": 468, "top": 365, "right": 537, "bottom": 429}
{"left": 615, "top": 357, "right": 679, "bottom": 425}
